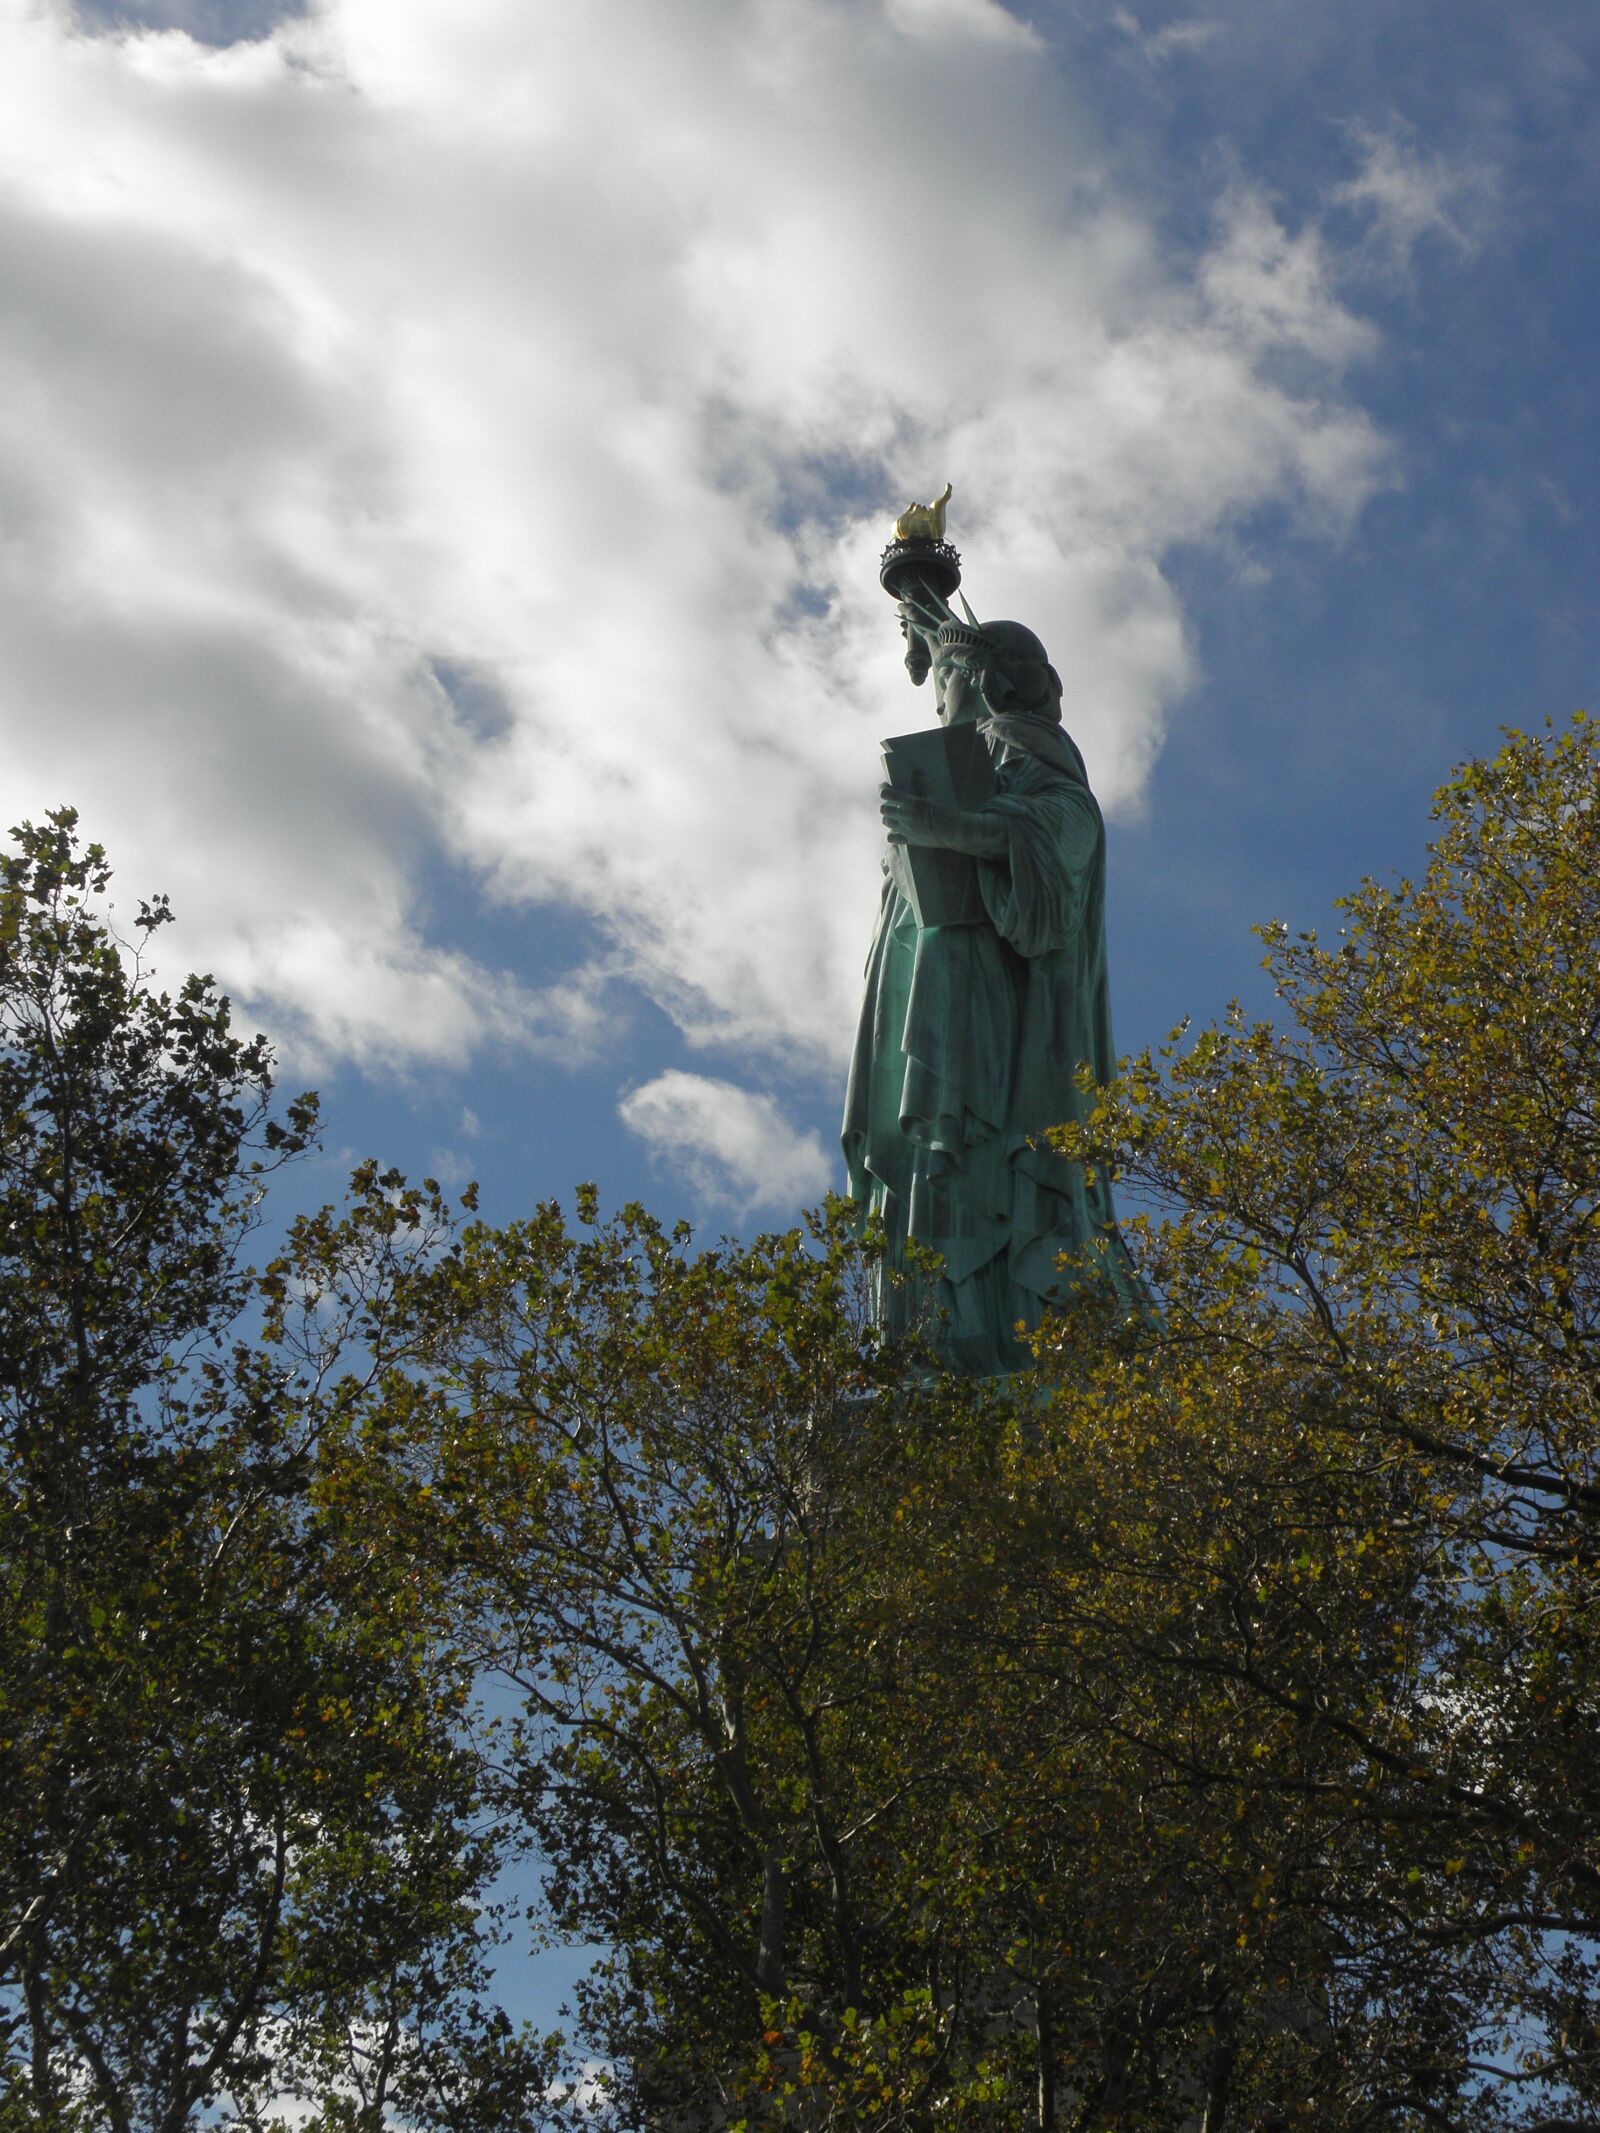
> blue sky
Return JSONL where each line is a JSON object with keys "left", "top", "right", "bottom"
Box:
{"left": 3, "top": 0, "right": 1595, "bottom": 1244}
{"left": 3, "top": 0, "right": 1597, "bottom": 2045}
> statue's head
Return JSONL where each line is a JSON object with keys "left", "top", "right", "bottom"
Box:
{"left": 934, "top": 616, "right": 1063, "bottom": 727}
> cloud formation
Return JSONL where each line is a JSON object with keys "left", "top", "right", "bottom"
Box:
{"left": 619, "top": 1071, "right": 833, "bottom": 1214}
{"left": 1333, "top": 123, "right": 1496, "bottom": 266}
{"left": 1111, "top": 10, "right": 1224, "bottom": 64}
{"left": 0, "top": 0, "right": 1389, "bottom": 1086}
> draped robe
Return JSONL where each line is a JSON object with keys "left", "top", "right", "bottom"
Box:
{"left": 841, "top": 718, "right": 1134, "bottom": 1376}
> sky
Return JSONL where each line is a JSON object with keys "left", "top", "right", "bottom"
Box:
{"left": 2, "top": 0, "right": 1596, "bottom": 1235}
{"left": 3, "top": 0, "right": 1598, "bottom": 2044}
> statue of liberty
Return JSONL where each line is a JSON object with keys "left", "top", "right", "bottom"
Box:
{"left": 841, "top": 493, "right": 1136, "bottom": 1376}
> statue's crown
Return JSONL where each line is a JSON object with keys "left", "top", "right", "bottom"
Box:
{"left": 936, "top": 618, "right": 990, "bottom": 656}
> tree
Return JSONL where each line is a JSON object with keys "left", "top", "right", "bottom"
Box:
{"left": 308, "top": 1187, "right": 1018, "bottom": 2126}
{"left": 1032, "top": 712, "right": 1600, "bottom": 2128}
{"left": 353, "top": 715, "right": 1600, "bottom": 2132}
{"left": 345, "top": 1197, "right": 1365, "bottom": 2130}
{"left": 0, "top": 813, "right": 559, "bottom": 2133}
{"left": 27, "top": 706, "right": 1598, "bottom": 2132}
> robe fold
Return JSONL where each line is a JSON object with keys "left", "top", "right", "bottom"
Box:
{"left": 841, "top": 722, "right": 1134, "bottom": 1376}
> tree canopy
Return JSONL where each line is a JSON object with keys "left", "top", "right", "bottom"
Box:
{"left": 0, "top": 813, "right": 559, "bottom": 2132}
{"left": 7, "top": 714, "right": 1600, "bottom": 2132}
{"left": 1029, "top": 713, "right": 1600, "bottom": 2128}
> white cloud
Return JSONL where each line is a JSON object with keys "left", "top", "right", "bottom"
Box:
{"left": 1111, "top": 10, "right": 1224, "bottom": 63}
{"left": 0, "top": 0, "right": 1392, "bottom": 1074}
{"left": 883, "top": 0, "right": 1040, "bottom": 45}
{"left": 620, "top": 1071, "right": 833, "bottom": 1214}
{"left": 1333, "top": 122, "right": 1495, "bottom": 267}
{"left": 1199, "top": 186, "right": 1380, "bottom": 370}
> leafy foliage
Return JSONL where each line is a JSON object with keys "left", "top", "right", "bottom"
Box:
{"left": 1034, "top": 713, "right": 1600, "bottom": 2127}
{"left": 0, "top": 813, "right": 559, "bottom": 2133}
{"left": 13, "top": 710, "right": 1600, "bottom": 2133}
{"left": 291, "top": 1183, "right": 1017, "bottom": 2124}
{"left": 351, "top": 716, "right": 1600, "bottom": 2132}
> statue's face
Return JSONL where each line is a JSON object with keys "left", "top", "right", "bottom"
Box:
{"left": 932, "top": 647, "right": 990, "bottom": 727}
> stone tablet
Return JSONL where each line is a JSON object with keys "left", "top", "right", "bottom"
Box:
{"left": 880, "top": 722, "right": 995, "bottom": 927}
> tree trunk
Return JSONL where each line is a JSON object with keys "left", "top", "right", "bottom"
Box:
{"left": 1037, "top": 1990, "right": 1057, "bottom": 2131}
{"left": 757, "top": 1848, "right": 786, "bottom": 1999}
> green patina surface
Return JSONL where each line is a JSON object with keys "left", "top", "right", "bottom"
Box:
{"left": 842, "top": 558, "right": 1136, "bottom": 1376}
